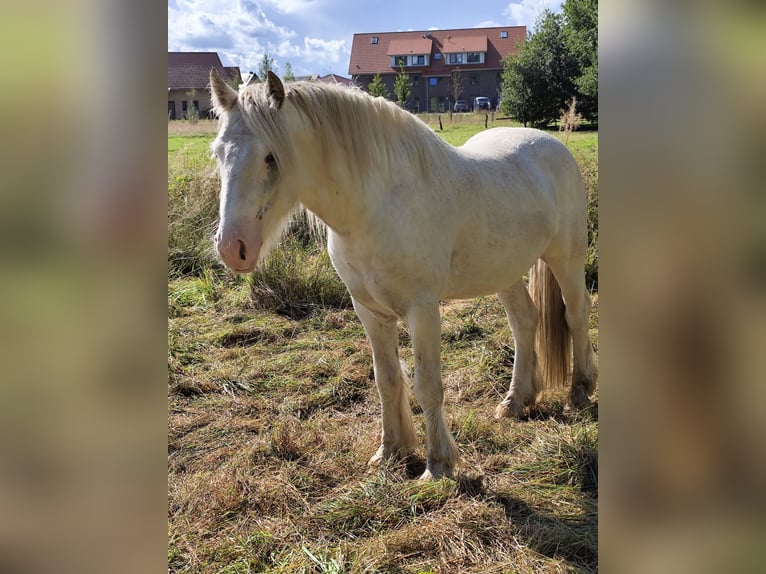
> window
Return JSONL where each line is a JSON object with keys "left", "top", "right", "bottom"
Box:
{"left": 434, "top": 52, "right": 441, "bottom": 60}
{"left": 500, "top": 31, "right": 508, "bottom": 38}
{"left": 429, "top": 77, "right": 438, "bottom": 86}
{"left": 447, "top": 53, "right": 463, "bottom": 64}
{"left": 466, "top": 52, "right": 481, "bottom": 63}
{"left": 391, "top": 55, "right": 426, "bottom": 67}
{"left": 371, "top": 36, "right": 378, "bottom": 44}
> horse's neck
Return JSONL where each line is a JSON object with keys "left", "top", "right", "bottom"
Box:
{"left": 291, "top": 108, "right": 459, "bottom": 235}
{"left": 293, "top": 153, "right": 366, "bottom": 236}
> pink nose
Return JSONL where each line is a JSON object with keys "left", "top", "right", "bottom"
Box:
{"left": 215, "top": 227, "right": 261, "bottom": 273}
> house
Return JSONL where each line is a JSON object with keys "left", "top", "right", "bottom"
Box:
{"left": 294, "top": 73, "right": 353, "bottom": 86}
{"left": 316, "top": 73, "right": 353, "bottom": 86}
{"left": 348, "top": 26, "right": 525, "bottom": 113}
{"left": 168, "top": 52, "right": 242, "bottom": 119}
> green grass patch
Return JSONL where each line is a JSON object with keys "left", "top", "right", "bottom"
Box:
{"left": 168, "top": 134, "right": 214, "bottom": 158}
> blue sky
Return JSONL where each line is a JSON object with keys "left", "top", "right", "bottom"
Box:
{"left": 168, "top": 0, "right": 563, "bottom": 78}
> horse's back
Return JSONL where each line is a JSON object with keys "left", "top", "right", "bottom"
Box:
{"left": 464, "top": 126, "right": 583, "bottom": 210}
{"left": 460, "top": 127, "right": 574, "bottom": 167}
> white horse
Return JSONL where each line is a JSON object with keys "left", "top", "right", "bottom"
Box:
{"left": 209, "top": 70, "right": 597, "bottom": 480}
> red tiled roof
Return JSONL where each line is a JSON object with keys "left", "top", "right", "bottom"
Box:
{"left": 441, "top": 35, "right": 488, "bottom": 53}
{"left": 168, "top": 52, "right": 241, "bottom": 90}
{"left": 387, "top": 38, "right": 433, "bottom": 56}
{"left": 316, "top": 73, "right": 353, "bottom": 86}
{"left": 349, "top": 26, "right": 526, "bottom": 76}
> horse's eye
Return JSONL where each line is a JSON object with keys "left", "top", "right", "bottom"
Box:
{"left": 265, "top": 152, "right": 276, "bottom": 168}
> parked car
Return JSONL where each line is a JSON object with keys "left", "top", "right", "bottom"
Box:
{"left": 453, "top": 99, "right": 468, "bottom": 113}
{"left": 473, "top": 96, "right": 491, "bottom": 112}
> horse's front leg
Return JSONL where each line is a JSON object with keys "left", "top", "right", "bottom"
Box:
{"left": 406, "top": 298, "right": 460, "bottom": 480}
{"left": 353, "top": 298, "right": 418, "bottom": 465}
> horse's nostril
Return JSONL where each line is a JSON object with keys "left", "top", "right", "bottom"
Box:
{"left": 238, "top": 240, "right": 247, "bottom": 261}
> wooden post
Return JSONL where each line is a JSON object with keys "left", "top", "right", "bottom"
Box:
{"left": 438, "top": 115, "right": 443, "bottom": 131}
{"left": 484, "top": 113, "right": 488, "bottom": 129}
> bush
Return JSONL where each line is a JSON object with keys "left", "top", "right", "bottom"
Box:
{"left": 577, "top": 150, "right": 598, "bottom": 291}
{"left": 168, "top": 157, "right": 220, "bottom": 278}
{"left": 247, "top": 236, "right": 351, "bottom": 320}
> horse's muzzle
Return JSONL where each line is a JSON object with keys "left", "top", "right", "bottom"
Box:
{"left": 214, "top": 223, "right": 262, "bottom": 273}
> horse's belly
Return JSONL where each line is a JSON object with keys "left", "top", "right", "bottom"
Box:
{"left": 442, "top": 260, "right": 531, "bottom": 299}
{"left": 441, "top": 237, "right": 546, "bottom": 299}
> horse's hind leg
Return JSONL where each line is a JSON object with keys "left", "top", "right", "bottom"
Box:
{"left": 353, "top": 299, "right": 418, "bottom": 465}
{"left": 495, "top": 281, "right": 542, "bottom": 419}
{"left": 545, "top": 255, "right": 598, "bottom": 408}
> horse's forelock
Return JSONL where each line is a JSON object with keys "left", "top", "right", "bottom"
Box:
{"left": 236, "top": 83, "right": 294, "bottom": 169}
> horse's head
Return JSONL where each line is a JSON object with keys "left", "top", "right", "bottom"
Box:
{"left": 209, "top": 69, "right": 296, "bottom": 273}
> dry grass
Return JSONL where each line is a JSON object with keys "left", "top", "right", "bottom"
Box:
{"left": 169, "top": 290, "right": 598, "bottom": 573}
{"left": 168, "top": 119, "right": 219, "bottom": 136}
{"left": 168, "top": 122, "right": 598, "bottom": 573}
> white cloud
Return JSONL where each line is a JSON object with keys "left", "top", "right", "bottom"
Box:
{"left": 169, "top": 0, "right": 294, "bottom": 51}
{"left": 503, "top": 0, "right": 563, "bottom": 28}
{"left": 302, "top": 37, "right": 349, "bottom": 65}
{"left": 168, "top": 0, "right": 348, "bottom": 77}
{"left": 259, "top": 0, "right": 324, "bottom": 16}
{"left": 474, "top": 20, "right": 501, "bottom": 28}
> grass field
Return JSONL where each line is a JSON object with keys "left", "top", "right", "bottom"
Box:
{"left": 168, "top": 113, "right": 598, "bottom": 573}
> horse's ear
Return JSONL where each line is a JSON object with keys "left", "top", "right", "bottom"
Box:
{"left": 266, "top": 71, "right": 285, "bottom": 109}
{"left": 210, "top": 68, "right": 237, "bottom": 112}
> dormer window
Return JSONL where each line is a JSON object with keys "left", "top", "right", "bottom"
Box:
{"left": 390, "top": 54, "right": 429, "bottom": 67}
{"left": 446, "top": 52, "right": 485, "bottom": 65}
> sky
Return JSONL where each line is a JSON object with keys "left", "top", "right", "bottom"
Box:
{"left": 168, "top": 0, "right": 563, "bottom": 78}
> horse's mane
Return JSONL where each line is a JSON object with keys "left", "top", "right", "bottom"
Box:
{"left": 236, "top": 81, "right": 452, "bottom": 187}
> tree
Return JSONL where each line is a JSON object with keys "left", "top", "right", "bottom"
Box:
{"left": 185, "top": 88, "right": 199, "bottom": 123}
{"left": 499, "top": 0, "right": 598, "bottom": 126}
{"left": 564, "top": 0, "right": 598, "bottom": 121}
{"left": 258, "top": 53, "right": 276, "bottom": 79}
{"left": 367, "top": 73, "right": 389, "bottom": 98}
{"left": 283, "top": 62, "right": 295, "bottom": 82}
{"left": 449, "top": 67, "right": 464, "bottom": 116}
{"left": 500, "top": 10, "right": 579, "bottom": 127}
{"left": 500, "top": 42, "right": 539, "bottom": 126}
{"left": 393, "top": 65, "right": 412, "bottom": 108}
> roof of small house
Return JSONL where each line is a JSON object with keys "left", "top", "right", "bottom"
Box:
{"left": 316, "top": 73, "right": 353, "bottom": 86}
{"left": 168, "top": 52, "right": 242, "bottom": 91}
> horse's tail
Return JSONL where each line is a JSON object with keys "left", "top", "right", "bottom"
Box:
{"left": 529, "top": 259, "right": 571, "bottom": 393}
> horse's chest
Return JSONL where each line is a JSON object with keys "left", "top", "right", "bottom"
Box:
{"left": 328, "top": 236, "right": 426, "bottom": 316}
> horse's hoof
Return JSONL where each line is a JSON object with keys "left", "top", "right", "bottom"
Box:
{"left": 569, "top": 384, "right": 592, "bottom": 409}
{"left": 368, "top": 453, "right": 384, "bottom": 466}
{"left": 495, "top": 398, "right": 524, "bottom": 420}
{"left": 418, "top": 461, "right": 454, "bottom": 481}
{"left": 368, "top": 444, "right": 413, "bottom": 466}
